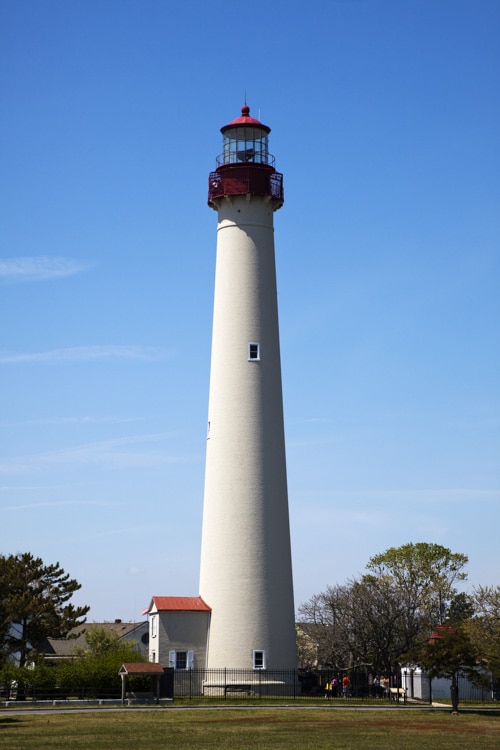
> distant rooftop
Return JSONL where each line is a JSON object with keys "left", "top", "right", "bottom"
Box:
{"left": 40, "top": 620, "right": 148, "bottom": 659}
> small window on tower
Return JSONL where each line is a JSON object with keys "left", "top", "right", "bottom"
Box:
{"left": 248, "top": 343, "right": 260, "bottom": 361}
{"left": 253, "top": 650, "right": 266, "bottom": 670}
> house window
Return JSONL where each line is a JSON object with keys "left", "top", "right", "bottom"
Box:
{"left": 151, "top": 650, "right": 156, "bottom": 663}
{"left": 253, "top": 650, "right": 266, "bottom": 670}
{"left": 176, "top": 651, "right": 187, "bottom": 670}
{"left": 150, "top": 615, "right": 157, "bottom": 638}
{"left": 169, "top": 650, "right": 194, "bottom": 670}
{"left": 248, "top": 343, "right": 260, "bottom": 361}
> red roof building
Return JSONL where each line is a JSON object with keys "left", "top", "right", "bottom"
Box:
{"left": 144, "top": 596, "right": 212, "bottom": 670}
{"left": 146, "top": 596, "right": 211, "bottom": 613}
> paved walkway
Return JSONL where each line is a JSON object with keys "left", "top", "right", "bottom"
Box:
{"left": 1, "top": 702, "right": 496, "bottom": 716}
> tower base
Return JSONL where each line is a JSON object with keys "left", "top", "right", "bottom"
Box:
{"left": 201, "top": 670, "right": 301, "bottom": 698}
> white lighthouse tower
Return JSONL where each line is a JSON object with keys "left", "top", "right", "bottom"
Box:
{"left": 199, "top": 105, "right": 296, "bottom": 672}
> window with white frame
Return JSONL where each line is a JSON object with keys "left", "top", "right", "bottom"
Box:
{"left": 176, "top": 651, "right": 187, "bottom": 670}
{"left": 150, "top": 615, "right": 157, "bottom": 638}
{"left": 248, "top": 342, "right": 260, "bottom": 361}
{"left": 169, "top": 650, "right": 194, "bottom": 670}
{"left": 253, "top": 649, "right": 266, "bottom": 670}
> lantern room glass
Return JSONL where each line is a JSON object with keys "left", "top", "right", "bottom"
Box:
{"left": 222, "top": 127, "right": 270, "bottom": 165}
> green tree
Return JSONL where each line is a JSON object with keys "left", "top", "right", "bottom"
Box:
{"left": 364, "top": 543, "right": 468, "bottom": 632}
{"left": 298, "top": 543, "right": 470, "bottom": 678}
{"left": 298, "top": 584, "right": 354, "bottom": 670}
{"left": 57, "top": 625, "right": 146, "bottom": 698}
{"left": 0, "top": 553, "right": 89, "bottom": 667}
{"left": 465, "top": 586, "right": 500, "bottom": 687}
{"left": 0, "top": 568, "right": 11, "bottom": 667}
{"left": 299, "top": 577, "right": 412, "bottom": 675}
{"left": 415, "top": 621, "right": 481, "bottom": 713}
{"left": 296, "top": 624, "right": 319, "bottom": 670}
{"left": 347, "top": 577, "right": 410, "bottom": 675}
{"left": 76, "top": 625, "right": 123, "bottom": 656}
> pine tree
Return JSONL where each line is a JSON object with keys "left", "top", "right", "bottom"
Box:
{"left": 0, "top": 553, "right": 89, "bottom": 667}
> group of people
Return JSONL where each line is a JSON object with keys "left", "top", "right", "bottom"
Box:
{"left": 370, "top": 674, "right": 391, "bottom": 698}
{"left": 323, "top": 675, "right": 351, "bottom": 698}
{"left": 323, "top": 674, "right": 392, "bottom": 699}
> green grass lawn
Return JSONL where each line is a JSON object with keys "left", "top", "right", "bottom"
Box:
{"left": 0, "top": 707, "right": 499, "bottom": 750}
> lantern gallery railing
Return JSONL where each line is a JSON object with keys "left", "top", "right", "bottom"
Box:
{"left": 208, "top": 167, "right": 284, "bottom": 205}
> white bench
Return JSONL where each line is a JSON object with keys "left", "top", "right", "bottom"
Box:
{"left": 389, "top": 687, "right": 407, "bottom": 703}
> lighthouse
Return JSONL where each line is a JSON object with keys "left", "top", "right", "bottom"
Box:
{"left": 199, "top": 105, "right": 296, "bottom": 671}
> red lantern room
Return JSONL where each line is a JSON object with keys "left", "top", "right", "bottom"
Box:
{"left": 208, "top": 105, "right": 284, "bottom": 210}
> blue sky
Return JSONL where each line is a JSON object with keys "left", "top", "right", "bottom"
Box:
{"left": 1, "top": 0, "right": 499, "bottom": 623}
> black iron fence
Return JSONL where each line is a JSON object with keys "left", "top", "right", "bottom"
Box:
{"left": 2, "top": 669, "right": 498, "bottom": 704}
{"left": 168, "top": 668, "right": 498, "bottom": 703}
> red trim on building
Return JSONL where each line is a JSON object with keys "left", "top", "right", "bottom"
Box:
{"left": 221, "top": 105, "right": 270, "bottom": 134}
{"left": 208, "top": 164, "right": 284, "bottom": 206}
{"left": 150, "top": 596, "right": 211, "bottom": 612}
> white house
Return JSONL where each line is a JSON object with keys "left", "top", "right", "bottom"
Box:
{"left": 145, "top": 596, "right": 211, "bottom": 670}
{"left": 401, "top": 666, "right": 491, "bottom": 701}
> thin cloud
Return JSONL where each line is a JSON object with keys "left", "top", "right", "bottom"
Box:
{"left": 287, "top": 417, "right": 332, "bottom": 426}
{"left": 72, "top": 526, "right": 150, "bottom": 542}
{"left": 0, "top": 345, "right": 168, "bottom": 364}
{"left": 20, "top": 416, "right": 146, "bottom": 426}
{"left": 0, "top": 432, "right": 185, "bottom": 475}
{"left": 292, "top": 488, "right": 500, "bottom": 502}
{"left": 0, "top": 500, "right": 116, "bottom": 511}
{"left": 335, "top": 488, "right": 500, "bottom": 502}
{"left": 0, "top": 256, "right": 92, "bottom": 282}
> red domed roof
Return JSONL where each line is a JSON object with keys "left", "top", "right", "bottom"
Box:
{"left": 221, "top": 104, "right": 271, "bottom": 134}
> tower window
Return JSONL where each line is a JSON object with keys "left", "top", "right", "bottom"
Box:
{"left": 248, "top": 343, "right": 260, "bottom": 361}
{"left": 253, "top": 650, "right": 266, "bottom": 670}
